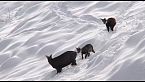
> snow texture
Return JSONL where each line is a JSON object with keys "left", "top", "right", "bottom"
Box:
{"left": 0, "top": 1, "right": 145, "bottom": 81}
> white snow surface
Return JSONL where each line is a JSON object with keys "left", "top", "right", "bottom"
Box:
{"left": 0, "top": 1, "right": 145, "bottom": 81}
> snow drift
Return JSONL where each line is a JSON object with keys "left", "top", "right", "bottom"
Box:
{"left": 0, "top": 1, "right": 145, "bottom": 81}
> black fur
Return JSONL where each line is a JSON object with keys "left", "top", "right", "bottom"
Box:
{"left": 101, "top": 17, "right": 116, "bottom": 32}
{"left": 46, "top": 51, "right": 77, "bottom": 73}
{"left": 77, "top": 44, "right": 95, "bottom": 59}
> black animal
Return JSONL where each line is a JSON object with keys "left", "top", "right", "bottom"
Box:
{"left": 46, "top": 51, "right": 78, "bottom": 73}
{"left": 76, "top": 44, "right": 95, "bottom": 59}
{"left": 101, "top": 17, "right": 116, "bottom": 32}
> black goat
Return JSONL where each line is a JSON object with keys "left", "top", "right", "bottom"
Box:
{"left": 46, "top": 51, "right": 78, "bottom": 73}
{"left": 101, "top": 17, "right": 116, "bottom": 32}
{"left": 76, "top": 44, "right": 95, "bottom": 59}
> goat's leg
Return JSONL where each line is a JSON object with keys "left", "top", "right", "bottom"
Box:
{"left": 71, "top": 60, "right": 77, "bottom": 65}
{"left": 85, "top": 53, "right": 88, "bottom": 59}
{"left": 106, "top": 24, "right": 109, "bottom": 32}
{"left": 82, "top": 53, "right": 84, "bottom": 59}
{"left": 88, "top": 53, "right": 90, "bottom": 57}
{"left": 56, "top": 68, "right": 62, "bottom": 73}
{"left": 111, "top": 26, "right": 114, "bottom": 31}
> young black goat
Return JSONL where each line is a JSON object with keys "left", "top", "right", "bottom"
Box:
{"left": 46, "top": 50, "right": 78, "bottom": 73}
{"left": 101, "top": 17, "right": 116, "bottom": 32}
{"left": 76, "top": 44, "right": 95, "bottom": 59}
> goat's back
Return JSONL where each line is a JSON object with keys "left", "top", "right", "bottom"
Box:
{"left": 50, "top": 51, "right": 77, "bottom": 68}
{"left": 107, "top": 18, "right": 116, "bottom": 26}
{"left": 53, "top": 51, "right": 77, "bottom": 60}
{"left": 82, "top": 44, "right": 93, "bottom": 53}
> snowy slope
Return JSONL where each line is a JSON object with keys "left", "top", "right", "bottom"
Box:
{"left": 0, "top": 1, "right": 145, "bottom": 81}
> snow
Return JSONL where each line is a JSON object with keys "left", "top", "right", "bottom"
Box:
{"left": 0, "top": 1, "right": 145, "bottom": 81}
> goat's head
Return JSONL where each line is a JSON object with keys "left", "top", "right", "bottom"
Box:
{"left": 101, "top": 18, "right": 107, "bottom": 24}
{"left": 76, "top": 48, "right": 81, "bottom": 53}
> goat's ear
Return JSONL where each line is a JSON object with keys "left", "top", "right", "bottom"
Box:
{"left": 50, "top": 54, "right": 52, "bottom": 58}
{"left": 45, "top": 55, "right": 49, "bottom": 58}
{"left": 46, "top": 55, "right": 52, "bottom": 58}
{"left": 76, "top": 47, "right": 79, "bottom": 50}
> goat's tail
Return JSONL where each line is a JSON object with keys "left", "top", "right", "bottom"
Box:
{"left": 92, "top": 49, "right": 95, "bottom": 53}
